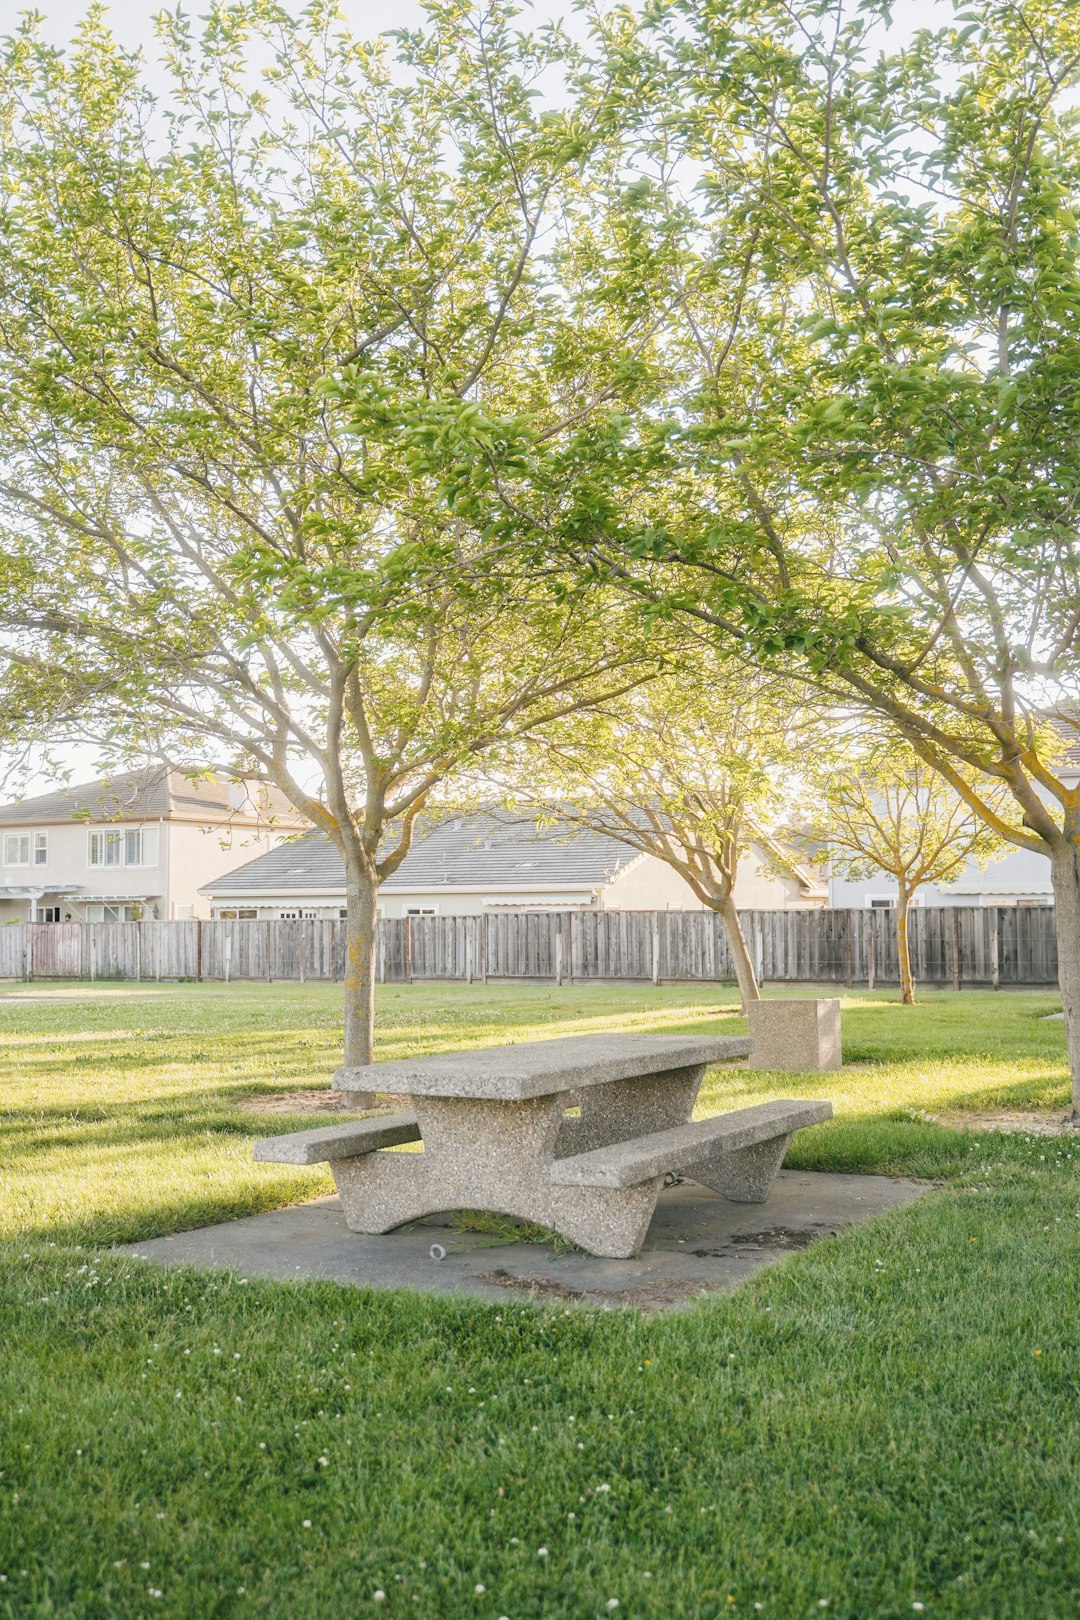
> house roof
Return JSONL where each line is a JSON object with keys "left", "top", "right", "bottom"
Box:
{"left": 0, "top": 768, "right": 302, "bottom": 828}
{"left": 1046, "top": 708, "right": 1080, "bottom": 773}
{"left": 202, "top": 814, "right": 640, "bottom": 897}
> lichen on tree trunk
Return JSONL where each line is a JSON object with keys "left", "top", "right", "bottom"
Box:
{"left": 343, "top": 855, "right": 379, "bottom": 1071}
{"left": 1050, "top": 839, "right": 1080, "bottom": 1121}
{"left": 716, "top": 895, "right": 761, "bottom": 1009}
{"left": 896, "top": 886, "right": 915, "bottom": 1005}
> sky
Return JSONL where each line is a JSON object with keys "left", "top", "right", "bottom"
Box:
{"left": 9, "top": 0, "right": 955, "bottom": 800}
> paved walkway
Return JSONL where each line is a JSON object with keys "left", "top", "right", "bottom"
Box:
{"left": 120, "top": 1170, "right": 929, "bottom": 1312}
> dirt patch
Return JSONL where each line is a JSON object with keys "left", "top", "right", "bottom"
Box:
{"left": 703, "top": 1225, "right": 837, "bottom": 1254}
{"left": 930, "top": 1109, "right": 1078, "bottom": 1136}
{"left": 477, "top": 1267, "right": 722, "bottom": 1312}
{"left": 237, "top": 1090, "right": 344, "bottom": 1114}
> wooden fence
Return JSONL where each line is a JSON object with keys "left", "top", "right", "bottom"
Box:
{"left": 0, "top": 906, "right": 1060, "bottom": 988}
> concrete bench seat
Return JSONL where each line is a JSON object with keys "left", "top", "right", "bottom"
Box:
{"left": 551, "top": 1099, "right": 833, "bottom": 1202}
{"left": 253, "top": 1112, "right": 420, "bottom": 1166}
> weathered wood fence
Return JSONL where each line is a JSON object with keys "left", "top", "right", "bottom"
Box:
{"left": 0, "top": 906, "right": 1060, "bottom": 987}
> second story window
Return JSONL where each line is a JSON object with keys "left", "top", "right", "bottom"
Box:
{"left": 33, "top": 832, "right": 48, "bottom": 866}
{"left": 88, "top": 830, "right": 123, "bottom": 868}
{"left": 124, "top": 827, "right": 159, "bottom": 867}
{"left": 4, "top": 832, "right": 30, "bottom": 867}
{"left": 88, "top": 826, "right": 160, "bottom": 868}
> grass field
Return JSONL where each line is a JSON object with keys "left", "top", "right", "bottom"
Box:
{"left": 2, "top": 981, "right": 1079, "bottom": 1618}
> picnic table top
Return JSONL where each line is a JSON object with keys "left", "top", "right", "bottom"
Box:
{"left": 333, "top": 1031, "right": 749, "bottom": 1102}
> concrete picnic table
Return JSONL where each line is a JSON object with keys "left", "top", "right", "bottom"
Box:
{"left": 254, "top": 1032, "right": 831, "bottom": 1259}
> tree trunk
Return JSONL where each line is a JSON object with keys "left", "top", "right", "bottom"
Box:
{"left": 340, "top": 853, "right": 380, "bottom": 1108}
{"left": 896, "top": 885, "right": 915, "bottom": 1005}
{"left": 716, "top": 895, "right": 761, "bottom": 1009}
{"left": 1049, "top": 839, "right": 1080, "bottom": 1122}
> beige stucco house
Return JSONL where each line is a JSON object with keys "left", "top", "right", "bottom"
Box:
{"left": 0, "top": 769, "right": 304, "bottom": 923}
{"left": 202, "top": 812, "right": 826, "bottom": 918}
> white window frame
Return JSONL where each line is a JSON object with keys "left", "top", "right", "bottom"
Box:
{"left": 33, "top": 831, "right": 48, "bottom": 867}
{"left": 4, "top": 833, "right": 30, "bottom": 867}
{"left": 40, "top": 905, "right": 62, "bottom": 923}
{"left": 405, "top": 905, "right": 439, "bottom": 917}
{"left": 87, "top": 829, "right": 123, "bottom": 868}
{"left": 866, "top": 895, "right": 896, "bottom": 909}
{"left": 124, "top": 826, "right": 159, "bottom": 868}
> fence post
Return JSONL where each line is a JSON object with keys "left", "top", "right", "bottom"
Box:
{"left": 951, "top": 909, "right": 962, "bottom": 992}
{"left": 866, "top": 918, "right": 875, "bottom": 992}
{"left": 135, "top": 923, "right": 142, "bottom": 984}
{"left": 89, "top": 924, "right": 97, "bottom": 984}
{"left": 844, "top": 911, "right": 854, "bottom": 989}
{"left": 196, "top": 918, "right": 203, "bottom": 982}
{"left": 224, "top": 935, "right": 232, "bottom": 984}
{"left": 990, "top": 909, "right": 1000, "bottom": 991}
{"left": 23, "top": 925, "right": 31, "bottom": 983}
{"left": 652, "top": 914, "right": 660, "bottom": 986}
{"left": 555, "top": 924, "right": 563, "bottom": 987}
{"left": 405, "top": 917, "right": 413, "bottom": 982}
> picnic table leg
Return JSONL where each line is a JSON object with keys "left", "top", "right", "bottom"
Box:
{"left": 687, "top": 1131, "right": 794, "bottom": 1203}
{"left": 554, "top": 1064, "right": 705, "bottom": 1158}
{"left": 329, "top": 1092, "right": 667, "bottom": 1259}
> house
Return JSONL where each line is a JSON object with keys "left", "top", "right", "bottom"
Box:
{"left": 0, "top": 768, "right": 304, "bottom": 923}
{"left": 827, "top": 720, "right": 1080, "bottom": 910}
{"left": 201, "top": 811, "right": 827, "bottom": 918}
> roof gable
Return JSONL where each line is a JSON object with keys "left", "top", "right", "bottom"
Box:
{"left": 0, "top": 768, "right": 302, "bottom": 828}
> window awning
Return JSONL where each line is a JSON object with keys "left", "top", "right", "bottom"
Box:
{"left": 0, "top": 884, "right": 83, "bottom": 898}
{"left": 62, "top": 892, "right": 157, "bottom": 904}
{"left": 481, "top": 894, "right": 598, "bottom": 909}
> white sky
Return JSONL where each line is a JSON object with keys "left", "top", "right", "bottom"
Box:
{"left": 10, "top": 0, "right": 953, "bottom": 799}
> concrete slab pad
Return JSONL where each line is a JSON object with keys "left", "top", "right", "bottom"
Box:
{"left": 118, "top": 1170, "right": 931, "bottom": 1313}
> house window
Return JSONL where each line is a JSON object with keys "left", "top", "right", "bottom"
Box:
{"left": 85, "top": 903, "right": 143, "bottom": 923}
{"left": 40, "top": 905, "right": 62, "bottom": 922}
{"left": 405, "top": 906, "right": 438, "bottom": 917}
{"left": 88, "top": 830, "right": 123, "bottom": 867}
{"left": 33, "top": 832, "right": 48, "bottom": 866}
{"left": 124, "top": 826, "right": 159, "bottom": 867}
{"left": 4, "top": 833, "right": 30, "bottom": 867}
{"left": 218, "top": 907, "right": 257, "bottom": 920}
{"left": 867, "top": 896, "right": 895, "bottom": 909}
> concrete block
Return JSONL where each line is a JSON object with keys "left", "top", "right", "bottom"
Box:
{"left": 746, "top": 999, "right": 842, "bottom": 1072}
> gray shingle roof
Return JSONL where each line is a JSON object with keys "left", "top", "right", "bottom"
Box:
{"left": 202, "top": 814, "right": 639, "bottom": 897}
{"left": 0, "top": 768, "right": 300, "bottom": 827}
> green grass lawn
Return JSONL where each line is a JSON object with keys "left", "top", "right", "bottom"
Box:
{"left": 1, "top": 981, "right": 1078, "bottom": 1618}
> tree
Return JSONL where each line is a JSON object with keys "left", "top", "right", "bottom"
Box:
{"left": 0, "top": 2, "right": 657, "bottom": 1074}
{"left": 451, "top": 0, "right": 1080, "bottom": 1116}
{"left": 816, "top": 755, "right": 1008, "bottom": 1004}
{"left": 512, "top": 656, "right": 825, "bottom": 1007}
